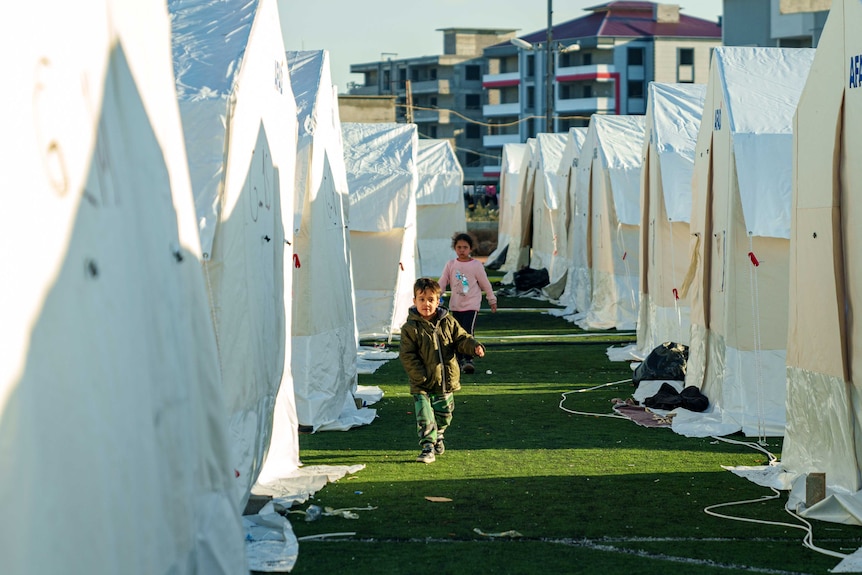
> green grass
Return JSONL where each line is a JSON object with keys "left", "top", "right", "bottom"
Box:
{"left": 264, "top": 282, "right": 862, "bottom": 574}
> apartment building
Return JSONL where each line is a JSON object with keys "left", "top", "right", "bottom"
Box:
{"left": 723, "top": 0, "right": 828, "bottom": 48}
{"left": 481, "top": 1, "right": 721, "bottom": 179}
{"left": 349, "top": 28, "right": 517, "bottom": 184}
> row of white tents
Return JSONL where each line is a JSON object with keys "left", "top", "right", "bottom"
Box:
{"left": 491, "top": 0, "right": 862, "bottom": 532}
{"left": 0, "top": 0, "right": 467, "bottom": 573}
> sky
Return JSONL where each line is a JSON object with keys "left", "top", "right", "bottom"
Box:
{"left": 277, "top": 0, "right": 724, "bottom": 92}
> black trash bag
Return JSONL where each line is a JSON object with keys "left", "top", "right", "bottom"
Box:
{"left": 679, "top": 386, "right": 709, "bottom": 412}
{"left": 632, "top": 341, "right": 689, "bottom": 388}
{"left": 643, "top": 382, "right": 684, "bottom": 410}
{"left": 513, "top": 267, "right": 549, "bottom": 292}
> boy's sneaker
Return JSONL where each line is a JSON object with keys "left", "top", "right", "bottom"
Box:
{"left": 462, "top": 360, "right": 475, "bottom": 374}
{"left": 434, "top": 438, "right": 445, "bottom": 455}
{"left": 416, "top": 444, "right": 436, "bottom": 463}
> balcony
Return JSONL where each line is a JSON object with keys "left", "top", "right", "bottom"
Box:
{"left": 483, "top": 102, "right": 520, "bottom": 117}
{"left": 555, "top": 64, "right": 616, "bottom": 83}
{"left": 411, "top": 79, "right": 450, "bottom": 95}
{"left": 483, "top": 165, "right": 502, "bottom": 178}
{"left": 413, "top": 109, "right": 451, "bottom": 123}
{"left": 483, "top": 133, "right": 521, "bottom": 148}
{"left": 482, "top": 72, "right": 520, "bottom": 88}
{"left": 347, "top": 85, "right": 383, "bottom": 96}
{"left": 556, "top": 97, "right": 615, "bottom": 114}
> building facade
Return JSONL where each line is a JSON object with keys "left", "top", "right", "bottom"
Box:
{"left": 723, "top": 0, "right": 828, "bottom": 48}
{"left": 481, "top": 1, "right": 721, "bottom": 179}
{"left": 349, "top": 28, "right": 517, "bottom": 184}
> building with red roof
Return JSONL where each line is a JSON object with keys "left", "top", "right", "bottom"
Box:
{"left": 481, "top": 1, "right": 720, "bottom": 178}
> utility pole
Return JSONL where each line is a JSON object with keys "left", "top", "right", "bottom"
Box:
{"left": 405, "top": 80, "right": 414, "bottom": 124}
{"left": 546, "top": 0, "right": 554, "bottom": 133}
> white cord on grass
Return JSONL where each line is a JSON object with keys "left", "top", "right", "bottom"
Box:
{"left": 704, "top": 487, "right": 847, "bottom": 560}
{"left": 706, "top": 435, "right": 847, "bottom": 561}
{"left": 558, "top": 379, "right": 630, "bottom": 419}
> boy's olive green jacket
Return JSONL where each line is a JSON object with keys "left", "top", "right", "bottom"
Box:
{"left": 399, "top": 306, "right": 482, "bottom": 394}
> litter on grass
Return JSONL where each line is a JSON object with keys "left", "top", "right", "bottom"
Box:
{"left": 425, "top": 496, "right": 453, "bottom": 502}
{"left": 473, "top": 528, "right": 523, "bottom": 538}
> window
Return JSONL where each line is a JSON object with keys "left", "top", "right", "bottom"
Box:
{"left": 383, "top": 70, "right": 391, "bottom": 92}
{"left": 526, "top": 54, "right": 535, "bottom": 77}
{"left": 466, "top": 124, "right": 481, "bottom": 139}
{"left": 583, "top": 84, "right": 593, "bottom": 98}
{"left": 628, "top": 80, "right": 644, "bottom": 99}
{"left": 583, "top": 52, "right": 592, "bottom": 66}
{"left": 465, "top": 94, "right": 481, "bottom": 110}
{"left": 429, "top": 68, "right": 437, "bottom": 80}
{"left": 430, "top": 96, "right": 437, "bottom": 107}
{"left": 679, "top": 48, "right": 694, "bottom": 66}
{"left": 527, "top": 86, "right": 535, "bottom": 109}
{"left": 677, "top": 47, "right": 695, "bottom": 83}
{"left": 428, "top": 125, "right": 438, "bottom": 138}
{"left": 465, "top": 65, "right": 481, "bottom": 81}
{"left": 411, "top": 69, "right": 419, "bottom": 82}
{"left": 627, "top": 47, "right": 644, "bottom": 66}
{"left": 464, "top": 151, "right": 481, "bottom": 168}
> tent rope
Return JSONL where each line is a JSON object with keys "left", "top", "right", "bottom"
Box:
{"left": 748, "top": 234, "right": 767, "bottom": 445}
{"left": 669, "top": 220, "right": 683, "bottom": 343}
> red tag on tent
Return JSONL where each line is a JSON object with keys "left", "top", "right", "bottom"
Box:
{"left": 673, "top": 288, "right": 679, "bottom": 300}
{"left": 748, "top": 252, "right": 760, "bottom": 267}
{"left": 234, "top": 469, "right": 240, "bottom": 478}
{"left": 293, "top": 254, "right": 301, "bottom": 268}
{"left": 622, "top": 251, "right": 627, "bottom": 260}
{"left": 399, "top": 262, "right": 405, "bottom": 271}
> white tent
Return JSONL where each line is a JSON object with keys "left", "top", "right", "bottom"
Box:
{"left": 530, "top": 133, "right": 570, "bottom": 299}
{"left": 342, "top": 122, "right": 419, "bottom": 340}
{"left": 416, "top": 139, "right": 466, "bottom": 278}
{"left": 171, "top": 0, "right": 300, "bottom": 505}
{"left": 0, "top": 1, "right": 246, "bottom": 573}
{"left": 500, "top": 138, "right": 538, "bottom": 284}
{"left": 637, "top": 83, "right": 706, "bottom": 355}
{"left": 576, "top": 115, "right": 645, "bottom": 330}
{"left": 486, "top": 142, "right": 528, "bottom": 271}
{"left": 780, "top": 0, "right": 862, "bottom": 526}
{"left": 556, "top": 127, "right": 589, "bottom": 312}
{"left": 681, "top": 46, "right": 815, "bottom": 438}
{"left": 282, "top": 50, "right": 374, "bottom": 434}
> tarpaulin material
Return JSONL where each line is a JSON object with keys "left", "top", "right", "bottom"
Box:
{"left": 343, "top": 123, "right": 419, "bottom": 340}
{"left": 171, "top": 0, "right": 300, "bottom": 507}
{"left": 1, "top": 0, "right": 246, "bottom": 572}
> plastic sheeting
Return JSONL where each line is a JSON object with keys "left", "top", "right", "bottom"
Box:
{"left": 636, "top": 83, "right": 706, "bottom": 355}
{"left": 277, "top": 50, "right": 374, "bottom": 435}
{"left": 529, "top": 133, "right": 569, "bottom": 299}
{"left": 487, "top": 143, "right": 527, "bottom": 270}
{"left": 555, "top": 128, "right": 588, "bottom": 311}
{"left": 0, "top": 1, "right": 246, "bottom": 572}
{"left": 170, "top": 0, "right": 300, "bottom": 507}
{"left": 343, "top": 123, "right": 419, "bottom": 339}
{"left": 780, "top": 0, "right": 862, "bottom": 533}
{"left": 575, "top": 115, "right": 645, "bottom": 330}
{"left": 715, "top": 47, "right": 815, "bottom": 239}
{"left": 416, "top": 139, "right": 465, "bottom": 277}
{"left": 684, "top": 47, "right": 813, "bottom": 439}
{"left": 500, "top": 139, "right": 538, "bottom": 284}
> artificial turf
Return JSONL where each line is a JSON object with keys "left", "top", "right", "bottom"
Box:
{"left": 260, "top": 289, "right": 862, "bottom": 575}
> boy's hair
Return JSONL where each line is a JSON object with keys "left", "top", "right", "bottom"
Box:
{"left": 413, "top": 277, "right": 442, "bottom": 296}
{"left": 451, "top": 232, "right": 474, "bottom": 249}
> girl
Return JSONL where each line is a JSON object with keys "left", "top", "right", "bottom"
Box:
{"left": 439, "top": 232, "right": 498, "bottom": 373}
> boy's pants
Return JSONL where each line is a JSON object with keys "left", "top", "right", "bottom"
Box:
{"left": 413, "top": 391, "right": 454, "bottom": 446}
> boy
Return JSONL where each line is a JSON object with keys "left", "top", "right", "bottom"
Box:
{"left": 399, "top": 278, "right": 485, "bottom": 463}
